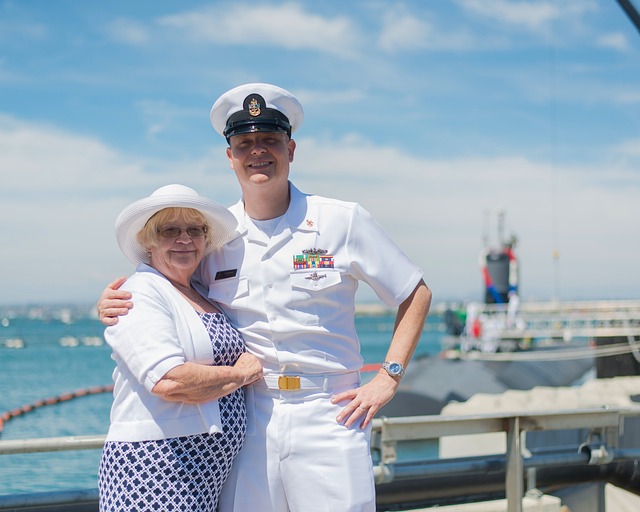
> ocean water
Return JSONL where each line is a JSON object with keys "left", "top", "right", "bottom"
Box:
{"left": 0, "top": 306, "right": 444, "bottom": 496}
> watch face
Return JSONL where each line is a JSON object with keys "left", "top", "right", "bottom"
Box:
{"left": 388, "top": 363, "right": 402, "bottom": 375}
{"left": 383, "top": 361, "right": 404, "bottom": 377}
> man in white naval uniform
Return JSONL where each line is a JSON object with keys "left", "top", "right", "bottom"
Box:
{"left": 99, "top": 83, "right": 432, "bottom": 512}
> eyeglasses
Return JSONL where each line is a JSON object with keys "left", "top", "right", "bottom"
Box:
{"left": 157, "top": 226, "right": 208, "bottom": 239}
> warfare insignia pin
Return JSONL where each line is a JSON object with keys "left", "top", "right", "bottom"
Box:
{"left": 305, "top": 272, "right": 326, "bottom": 282}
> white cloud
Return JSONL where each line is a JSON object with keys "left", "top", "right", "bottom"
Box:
{"left": 135, "top": 100, "right": 202, "bottom": 140}
{"left": 596, "top": 32, "right": 630, "bottom": 51}
{"left": 375, "top": 0, "right": 599, "bottom": 54}
{"left": 455, "top": 0, "right": 597, "bottom": 33}
{"left": 105, "top": 18, "right": 151, "bottom": 45}
{"left": 294, "top": 88, "right": 367, "bottom": 109}
{"left": 614, "top": 89, "right": 640, "bottom": 104}
{"left": 614, "top": 138, "right": 640, "bottom": 157}
{"left": 378, "top": 7, "right": 475, "bottom": 52}
{"left": 157, "top": 3, "right": 360, "bottom": 57}
{"left": 1, "top": 114, "right": 638, "bottom": 304}
{"left": 0, "top": 115, "right": 135, "bottom": 193}
{"left": 0, "top": 115, "right": 239, "bottom": 304}
{"left": 378, "top": 9, "right": 433, "bottom": 52}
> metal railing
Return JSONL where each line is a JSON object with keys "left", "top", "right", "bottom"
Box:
{"left": 2, "top": 406, "right": 640, "bottom": 511}
{"left": 465, "top": 299, "right": 640, "bottom": 340}
{"left": 370, "top": 406, "right": 640, "bottom": 511}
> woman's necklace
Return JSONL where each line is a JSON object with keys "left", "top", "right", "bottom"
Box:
{"left": 170, "top": 280, "right": 210, "bottom": 309}
{"left": 186, "top": 291, "right": 209, "bottom": 309}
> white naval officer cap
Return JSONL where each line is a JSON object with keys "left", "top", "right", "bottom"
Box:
{"left": 210, "top": 83, "right": 304, "bottom": 142}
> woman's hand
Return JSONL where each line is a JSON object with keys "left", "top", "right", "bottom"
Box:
{"left": 234, "top": 352, "right": 263, "bottom": 386}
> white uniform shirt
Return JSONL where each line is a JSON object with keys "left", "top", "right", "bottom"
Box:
{"left": 198, "top": 182, "right": 423, "bottom": 375}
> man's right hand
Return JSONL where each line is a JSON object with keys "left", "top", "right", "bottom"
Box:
{"left": 98, "top": 277, "right": 133, "bottom": 326}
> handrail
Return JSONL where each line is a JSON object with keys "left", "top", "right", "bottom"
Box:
{"left": 2, "top": 407, "right": 627, "bottom": 455}
{"left": 370, "top": 406, "right": 640, "bottom": 512}
{"left": 452, "top": 299, "right": 640, "bottom": 343}
{"left": 370, "top": 408, "right": 633, "bottom": 467}
{"left": 0, "top": 434, "right": 105, "bottom": 455}
{"left": 481, "top": 299, "right": 640, "bottom": 313}
{"left": 2, "top": 407, "right": 640, "bottom": 511}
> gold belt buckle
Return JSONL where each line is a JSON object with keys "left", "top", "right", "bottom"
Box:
{"left": 278, "top": 375, "right": 301, "bottom": 391}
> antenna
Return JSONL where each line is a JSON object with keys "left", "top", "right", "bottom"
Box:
{"left": 483, "top": 209, "right": 490, "bottom": 250}
{"left": 497, "top": 210, "right": 505, "bottom": 247}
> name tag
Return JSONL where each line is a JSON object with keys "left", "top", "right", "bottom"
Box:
{"left": 215, "top": 269, "right": 237, "bottom": 280}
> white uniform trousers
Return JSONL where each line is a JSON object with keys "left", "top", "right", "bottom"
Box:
{"left": 219, "top": 374, "right": 376, "bottom": 512}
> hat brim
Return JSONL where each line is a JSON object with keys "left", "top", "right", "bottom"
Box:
{"left": 116, "top": 192, "right": 238, "bottom": 265}
{"left": 223, "top": 116, "right": 291, "bottom": 140}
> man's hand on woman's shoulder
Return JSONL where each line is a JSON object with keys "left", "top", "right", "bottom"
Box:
{"left": 97, "top": 277, "right": 133, "bottom": 326}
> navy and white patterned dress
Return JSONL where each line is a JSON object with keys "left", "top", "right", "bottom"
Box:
{"left": 98, "top": 312, "right": 247, "bottom": 512}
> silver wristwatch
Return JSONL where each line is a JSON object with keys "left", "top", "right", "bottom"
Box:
{"left": 382, "top": 361, "right": 405, "bottom": 378}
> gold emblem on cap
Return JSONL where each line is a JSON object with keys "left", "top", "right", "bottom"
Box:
{"left": 248, "top": 98, "right": 261, "bottom": 117}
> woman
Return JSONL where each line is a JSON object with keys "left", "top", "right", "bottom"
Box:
{"left": 98, "top": 184, "right": 262, "bottom": 512}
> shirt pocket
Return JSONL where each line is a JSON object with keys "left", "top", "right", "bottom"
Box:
{"left": 288, "top": 269, "right": 343, "bottom": 326}
{"left": 290, "top": 269, "right": 342, "bottom": 291}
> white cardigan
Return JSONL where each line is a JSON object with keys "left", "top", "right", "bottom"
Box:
{"left": 104, "top": 264, "right": 223, "bottom": 442}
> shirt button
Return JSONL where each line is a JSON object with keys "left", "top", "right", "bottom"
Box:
{"left": 267, "top": 283, "right": 274, "bottom": 289}
{"left": 271, "top": 315, "right": 278, "bottom": 322}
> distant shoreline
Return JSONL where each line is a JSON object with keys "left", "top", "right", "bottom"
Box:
{"left": 355, "top": 303, "right": 396, "bottom": 316}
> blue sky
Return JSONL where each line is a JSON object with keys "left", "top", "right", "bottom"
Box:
{"left": 1, "top": 0, "right": 639, "bottom": 305}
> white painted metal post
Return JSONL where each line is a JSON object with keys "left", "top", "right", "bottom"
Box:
{"left": 505, "top": 416, "right": 523, "bottom": 512}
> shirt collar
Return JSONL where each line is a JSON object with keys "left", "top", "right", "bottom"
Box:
{"left": 230, "top": 181, "right": 319, "bottom": 236}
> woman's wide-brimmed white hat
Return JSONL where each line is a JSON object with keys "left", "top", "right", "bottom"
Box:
{"left": 115, "top": 184, "right": 238, "bottom": 264}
